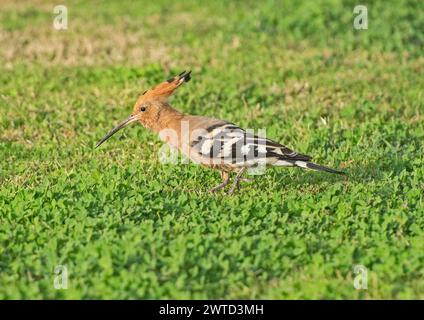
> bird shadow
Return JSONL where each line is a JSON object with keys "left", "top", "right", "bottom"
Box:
{"left": 149, "top": 157, "right": 400, "bottom": 199}
{"left": 97, "top": 157, "right": 411, "bottom": 218}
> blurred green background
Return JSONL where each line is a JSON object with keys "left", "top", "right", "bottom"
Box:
{"left": 0, "top": 0, "right": 423, "bottom": 299}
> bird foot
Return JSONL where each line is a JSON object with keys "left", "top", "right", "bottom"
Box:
{"left": 209, "top": 182, "right": 229, "bottom": 193}
{"left": 211, "top": 169, "right": 250, "bottom": 194}
{"left": 226, "top": 186, "right": 237, "bottom": 195}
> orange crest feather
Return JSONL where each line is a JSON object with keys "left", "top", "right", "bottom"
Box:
{"left": 143, "top": 70, "right": 191, "bottom": 100}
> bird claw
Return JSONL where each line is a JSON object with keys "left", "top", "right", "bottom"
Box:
{"left": 209, "top": 182, "right": 228, "bottom": 193}
{"left": 226, "top": 186, "right": 236, "bottom": 195}
{"left": 211, "top": 169, "right": 251, "bottom": 194}
{"left": 209, "top": 186, "right": 223, "bottom": 193}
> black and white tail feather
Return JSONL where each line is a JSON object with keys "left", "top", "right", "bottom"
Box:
{"left": 191, "top": 122, "right": 345, "bottom": 175}
{"left": 274, "top": 158, "right": 345, "bottom": 175}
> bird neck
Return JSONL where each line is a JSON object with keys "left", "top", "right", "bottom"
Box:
{"left": 150, "top": 104, "right": 184, "bottom": 133}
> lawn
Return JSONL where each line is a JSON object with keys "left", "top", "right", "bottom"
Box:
{"left": 0, "top": 0, "right": 423, "bottom": 299}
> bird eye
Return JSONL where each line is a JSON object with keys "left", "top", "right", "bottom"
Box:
{"left": 140, "top": 106, "right": 146, "bottom": 112}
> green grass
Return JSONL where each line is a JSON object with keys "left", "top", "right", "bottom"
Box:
{"left": 1, "top": 0, "right": 423, "bottom": 299}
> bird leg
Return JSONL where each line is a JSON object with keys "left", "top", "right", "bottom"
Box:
{"left": 227, "top": 167, "right": 247, "bottom": 195}
{"left": 236, "top": 176, "right": 254, "bottom": 190}
{"left": 209, "top": 171, "right": 230, "bottom": 193}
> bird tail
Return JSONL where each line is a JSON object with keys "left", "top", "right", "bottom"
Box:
{"left": 274, "top": 159, "right": 345, "bottom": 175}
{"left": 303, "top": 161, "right": 346, "bottom": 175}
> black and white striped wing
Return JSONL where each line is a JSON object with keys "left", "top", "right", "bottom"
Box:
{"left": 190, "top": 122, "right": 312, "bottom": 168}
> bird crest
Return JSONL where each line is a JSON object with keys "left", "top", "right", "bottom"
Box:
{"left": 139, "top": 70, "right": 191, "bottom": 101}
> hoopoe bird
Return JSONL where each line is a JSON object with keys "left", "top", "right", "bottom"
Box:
{"left": 96, "top": 71, "right": 345, "bottom": 194}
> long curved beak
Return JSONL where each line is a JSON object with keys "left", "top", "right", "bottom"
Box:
{"left": 95, "top": 114, "right": 138, "bottom": 148}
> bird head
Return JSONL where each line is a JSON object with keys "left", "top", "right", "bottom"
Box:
{"left": 95, "top": 70, "right": 191, "bottom": 148}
